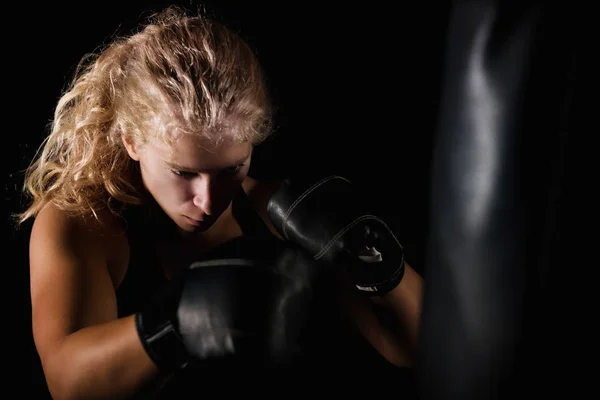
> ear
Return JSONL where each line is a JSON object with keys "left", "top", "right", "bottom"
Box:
{"left": 121, "top": 133, "right": 140, "bottom": 161}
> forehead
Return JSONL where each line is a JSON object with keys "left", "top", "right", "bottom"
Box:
{"left": 148, "top": 133, "right": 252, "bottom": 166}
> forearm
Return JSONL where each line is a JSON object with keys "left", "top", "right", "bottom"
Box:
{"left": 373, "top": 262, "right": 424, "bottom": 350}
{"left": 43, "top": 315, "right": 160, "bottom": 400}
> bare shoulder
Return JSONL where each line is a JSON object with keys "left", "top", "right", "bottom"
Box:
{"left": 30, "top": 202, "right": 129, "bottom": 286}
{"left": 29, "top": 202, "right": 130, "bottom": 363}
{"left": 242, "top": 176, "right": 282, "bottom": 239}
{"left": 32, "top": 202, "right": 127, "bottom": 251}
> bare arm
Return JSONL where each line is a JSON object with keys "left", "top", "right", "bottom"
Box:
{"left": 371, "top": 261, "right": 424, "bottom": 353}
{"left": 30, "top": 204, "right": 159, "bottom": 400}
{"left": 338, "top": 262, "right": 424, "bottom": 367}
{"left": 247, "top": 177, "right": 424, "bottom": 366}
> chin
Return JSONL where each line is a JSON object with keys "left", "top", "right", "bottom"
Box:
{"left": 178, "top": 222, "right": 208, "bottom": 233}
{"left": 178, "top": 217, "right": 215, "bottom": 234}
{"left": 175, "top": 225, "right": 207, "bottom": 238}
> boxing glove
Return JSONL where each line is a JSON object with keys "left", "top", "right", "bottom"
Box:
{"left": 134, "top": 241, "right": 318, "bottom": 372}
{"left": 267, "top": 175, "right": 405, "bottom": 295}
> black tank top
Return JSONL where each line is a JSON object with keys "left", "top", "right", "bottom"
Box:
{"left": 116, "top": 188, "right": 277, "bottom": 318}
{"left": 117, "top": 188, "right": 418, "bottom": 398}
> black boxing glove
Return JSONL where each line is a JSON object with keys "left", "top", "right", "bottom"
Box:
{"left": 267, "top": 175, "right": 405, "bottom": 296}
{"left": 134, "top": 241, "right": 317, "bottom": 372}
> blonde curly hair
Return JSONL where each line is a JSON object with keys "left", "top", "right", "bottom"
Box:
{"left": 16, "top": 6, "right": 273, "bottom": 225}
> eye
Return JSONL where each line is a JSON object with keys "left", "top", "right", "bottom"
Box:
{"left": 224, "top": 164, "right": 244, "bottom": 175}
{"left": 171, "top": 169, "right": 195, "bottom": 178}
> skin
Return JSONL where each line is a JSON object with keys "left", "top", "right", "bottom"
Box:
{"left": 124, "top": 133, "right": 253, "bottom": 236}
{"left": 29, "top": 131, "right": 423, "bottom": 400}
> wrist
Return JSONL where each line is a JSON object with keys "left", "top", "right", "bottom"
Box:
{"left": 375, "top": 261, "right": 423, "bottom": 327}
{"left": 134, "top": 278, "right": 190, "bottom": 372}
{"left": 135, "top": 311, "right": 189, "bottom": 372}
{"left": 345, "top": 239, "right": 406, "bottom": 296}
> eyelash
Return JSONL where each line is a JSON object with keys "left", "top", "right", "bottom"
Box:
{"left": 171, "top": 164, "right": 244, "bottom": 177}
{"left": 171, "top": 170, "right": 194, "bottom": 177}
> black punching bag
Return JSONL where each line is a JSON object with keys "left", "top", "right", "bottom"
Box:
{"left": 417, "top": 1, "right": 576, "bottom": 399}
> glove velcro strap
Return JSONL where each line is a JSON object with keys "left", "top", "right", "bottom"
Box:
{"left": 326, "top": 216, "right": 406, "bottom": 296}
{"left": 135, "top": 312, "right": 189, "bottom": 371}
{"left": 354, "top": 258, "right": 405, "bottom": 295}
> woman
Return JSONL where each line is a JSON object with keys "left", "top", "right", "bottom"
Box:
{"left": 20, "top": 5, "right": 424, "bottom": 399}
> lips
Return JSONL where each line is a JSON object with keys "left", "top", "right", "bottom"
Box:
{"left": 184, "top": 215, "right": 203, "bottom": 226}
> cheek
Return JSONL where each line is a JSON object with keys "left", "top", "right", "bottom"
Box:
{"left": 234, "top": 169, "right": 249, "bottom": 185}
{"left": 140, "top": 162, "right": 190, "bottom": 202}
{"left": 214, "top": 173, "right": 247, "bottom": 199}
{"left": 205, "top": 172, "right": 249, "bottom": 209}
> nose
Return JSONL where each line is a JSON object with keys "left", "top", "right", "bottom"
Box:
{"left": 192, "top": 176, "right": 216, "bottom": 215}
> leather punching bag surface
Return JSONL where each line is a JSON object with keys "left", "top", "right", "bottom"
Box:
{"left": 417, "top": 1, "right": 576, "bottom": 399}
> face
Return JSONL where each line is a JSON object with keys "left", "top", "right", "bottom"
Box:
{"left": 124, "top": 133, "right": 252, "bottom": 234}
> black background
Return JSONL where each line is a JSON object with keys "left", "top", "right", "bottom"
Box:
{"left": 12, "top": 2, "right": 449, "bottom": 396}
{"left": 4, "top": 0, "right": 584, "bottom": 397}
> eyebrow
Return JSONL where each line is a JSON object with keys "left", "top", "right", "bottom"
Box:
{"left": 165, "top": 156, "right": 249, "bottom": 173}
